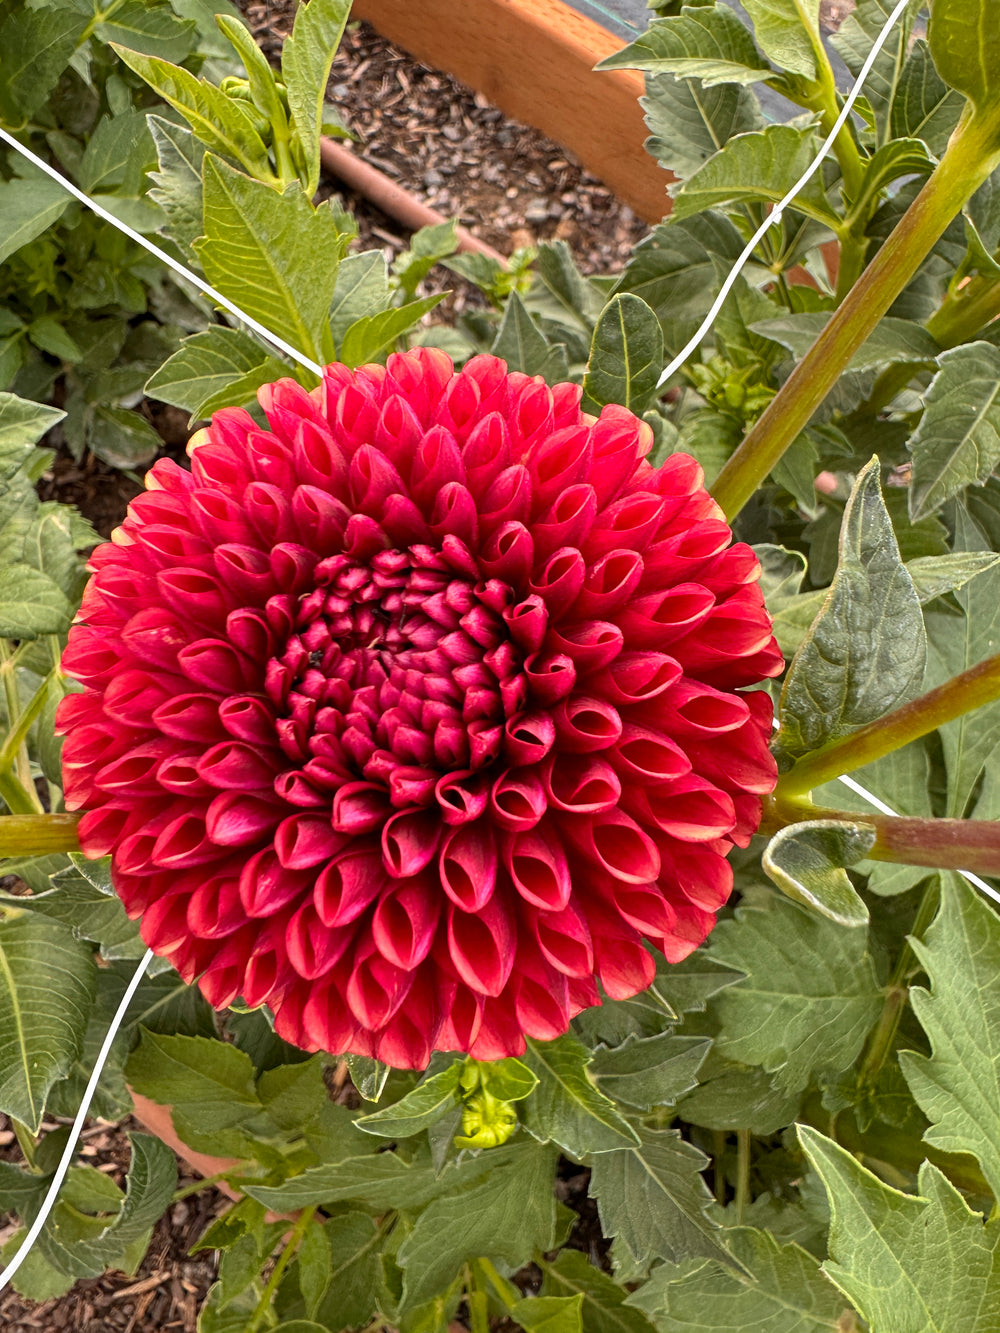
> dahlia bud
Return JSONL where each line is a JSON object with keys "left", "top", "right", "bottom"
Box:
{"left": 57, "top": 350, "right": 781, "bottom": 1067}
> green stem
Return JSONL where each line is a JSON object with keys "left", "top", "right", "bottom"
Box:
{"left": 766, "top": 794, "right": 1000, "bottom": 874}
{"left": 0, "top": 665, "right": 61, "bottom": 778}
{"left": 171, "top": 1169, "right": 233, "bottom": 1203}
{"left": 777, "top": 653, "right": 1000, "bottom": 798}
{"left": 711, "top": 107, "right": 1000, "bottom": 520}
{"left": 0, "top": 813, "right": 81, "bottom": 857}
{"left": 735, "top": 1129, "right": 751, "bottom": 1224}
{"left": 712, "top": 1130, "right": 727, "bottom": 1207}
{"left": 246, "top": 1204, "right": 317, "bottom": 1333}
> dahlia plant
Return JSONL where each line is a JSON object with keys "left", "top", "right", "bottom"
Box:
{"left": 2, "top": 1, "right": 1000, "bottom": 1331}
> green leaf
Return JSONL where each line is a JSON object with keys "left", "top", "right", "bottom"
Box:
{"left": 0, "top": 171, "right": 71, "bottom": 267}
{"left": 590, "top": 1032, "right": 710, "bottom": 1111}
{"left": 708, "top": 890, "right": 882, "bottom": 1093}
{"left": 741, "top": 0, "right": 821, "bottom": 78}
{"left": 674, "top": 1057, "right": 802, "bottom": 1134}
{"left": 599, "top": 5, "right": 773, "bottom": 85}
{"left": 832, "top": 0, "right": 921, "bottom": 133}
{"left": 28, "top": 317, "right": 82, "bottom": 363}
{"left": 672, "top": 125, "right": 840, "bottom": 228}
{"left": 643, "top": 74, "right": 763, "bottom": 182}
{"left": 125, "top": 1029, "right": 262, "bottom": 1131}
{"left": 0, "top": 4, "right": 89, "bottom": 122}
{"left": 491, "top": 290, "right": 558, "bottom": 376}
{"left": 110, "top": 46, "right": 272, "bottom": 178}
{"left": 908, "top": 343, "right": 1000, "bottom": 519}
{"left": 539, "top": 1250, "right": 657, "bottom": 1333}
{"left": 763, "top": 821, "right": 875, "bottom": 927}
{"left": 750, "top": 312, "right": 939, "bottom": 373}
{"left": 89, "top": 405, "right": 162, "bottom": 470}
{"left": 147, "top": 115, "right": 206, "bottom": 257}
{"left": 329, "top": 251, "right": 391, "bottom": 345}
{"left": 511, "top": 1295, "right": 584, "bottom": 1333}
{"left": 907, "top": 551, "right": 1000, "bottom": 602}
{"left": 281, "top": 0, "right": 352, "bottom": 195}
{"left": 397, "top": 1140, "right": 560, "bottom": 1308}
{"left": 308, "top": 1211, "right": 380, "bottom": 1330}
{"left": 616, "top": 215, "right": 745, "bottom": 333}
{"left": 94, "top": 0, "right": 196, "bottom": 61}
{"left": 145, "top": 326, "right": 285, "bottom": 418}
{"left": 589, "top": 1127, "right": 728, "bottom": 1278}
{"left": 244, "top": 1146, "right": 495, "bottom": 1213}
{"left": 355, "top": 1062, "right": 461, "bottom": 1138}
{"left": 0, "top": 393, "right": 65, "bottom": 474}
{"left": 928, "top": 0, "right": 1000, "bottom": 113}
{"left": 800, "top": 1124, "right": 1000, "bottom": 1332}
{"left": 343, "top": 1052, "right": 390, "bottom": 1101}
{"left": 519, "top": 1035, "right": 639, "bottom": 1156}
{"left": 535, "top": 241, "right": 603, "bottom": 331}
{"left": 338, "top": 294, "right": 445, "bottom": 367}
{"left": 70, "top": 1133, "right": 176, "bottom": 1268}
{"left": 582, "top": 295, "right": 663, "bottom": 415}
{"left": 0, "top": 564, "right": 73, "bottom": 638}
{"left": 78, "top": 108, "right": 155, "bottom": 196}
{"left": 0, "top": 916, "right": 96, "bottom": 1133}
{"left": 478, "top": 1057, "right": 539, "bottom": 1102}
{"left": 776, "top": 457, "right": 926, "bottom": 761}
{"left": 393, "top": 220, "right": 460, "bottom": 300}
{"left": 900, "top": 878, "right": 1000, "bottom": 1198}
{"left": 195, "top": 156, "right": 352, "bottom": 365}
{"left": 890, "top": 39, "right": 965, "bottom": 158}
{"left": 626, "top": 1226, "right": 854, "bottom": 1332}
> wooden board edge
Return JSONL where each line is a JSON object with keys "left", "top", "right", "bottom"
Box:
{"left": 351, "top": 0, "right": 673, "bottom": 223}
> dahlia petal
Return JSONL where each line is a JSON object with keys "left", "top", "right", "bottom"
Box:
{"left": 591, "top": 650, "right": 682, "bottom": 705}
{"left": 286, "top": 900, "right": 353, "bottom": 978}
{"left": 197, "top": 741, "right": 279, "bottom": 792}
{"left": 372, "top": 878, "right": 440, "bottom": 970}
{"left": 532, "top": 901, "right": 594, "bottom": 978}
{"left": 302, "top": 975, "right": 364, "bottom": 1053}
{"left": 205, "top": 791, "right": 284, "bottom": 845}
{"left": 95, "top": 739, "right": 176, "bottom": 795}
{"left": 562, "top": 807, "right": 661, "bottom": 884}
{"left": 523, "top": 652, "right": 577, "bottom": 705}
{"left": 178, "top": 638, "right": 256, "bottom": 694}
{"left": 552, "top": 695, "right": 622, "bottom": 753}
{"left": 156, "top": 752, "right": 214, "bottom": 797}
{"left": 489, "top": 769, "right": 547, "bottom": 831}
{"left": 275, "top": 813, "right": 347, "bottom": 869}
{"left": 101, "top": 669, "right": 172, "bottom": 728}
{"left": 610, "top": 724, "right": 691, "bottom": 785}
{"left": 152, "top": 693, "right": 226, "bottom": 743}
{"left": 479, "top": 521, "right": 534, "bottom": 586}
{"left": 503, "top": 710, "right": 555, "bottom": 766}
{"left": 544, "top": 620, "right": 624, "bottom": 672}
{"left": 575, "top": 549, "right": 644, "bottom": 619}
{"left": 515, "top": 963, "right": 570, "bottom": 1042}
{"left": 214, "top": 544, "right": 277, "bottom": 603}
{"left": 439, "top": 823, "right": 498, "bottom": 911}
{"left": 382, "top": 808, "right": 441, "bottom": 877}
{"left": 186, "top": 875, "right": 245, "bottom": 938}
{"left": 610, "top": 882, "right": 678, "bottom": 938}
{"left": 637, "top": 775, "right": 736, "bottom": 842}
{"left": 618, "top": 584, "right": 716, "bottom": 649}
{"left": 290, "top": 484, "right": 350, "bottom": 552}
{"left": 314, "top": 849, "right": 384, "bottom": 927}
{"left": 332, "top": 782, "right": 392, "bottom": 834}
{"left": 435, "top": 770, "right": 490, "bottom": 825}
{"left": 584, "top": 490, "right": 665, "bottom": 560}
{"left": 151, "top": 810, "right": 223, "bottom": 869}
{"left": 436, "top": 982, "right": 482, "bottom": 1053}
{"left": 346, "top": 944, "right": 413, "bottom": 1029}
{"left": 467, "top": 994, "right": 526, "bottom": 1060}
{"left": 543, "top": 753, "right": 621, "bottom": 814}
{"left": 528, "top": 424, "right": 593, "bottom": 509}
{"left": 503, "top": 823, "right": 571, "bottom": 910}
{"left": 529, "top": 548, "right": 585, "bottom": 619}
{"left": 120, "top": 606, "right": 191, "bottom": 672}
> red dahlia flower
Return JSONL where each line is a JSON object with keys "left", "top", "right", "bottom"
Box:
{"left": 57, "top": 349, "right": 781, "bottom": 1067}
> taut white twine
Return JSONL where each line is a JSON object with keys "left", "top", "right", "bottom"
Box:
{"left": 0, "top": 125, "right": 324, "bottom": 378}
{"left": 656, "top": 0, "right": 912, "bottom": 388}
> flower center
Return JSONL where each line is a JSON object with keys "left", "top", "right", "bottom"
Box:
{"left": 265, "top": 546, "right": 534, "bottom": 804}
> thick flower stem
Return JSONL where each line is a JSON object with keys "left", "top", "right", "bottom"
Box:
{"left": 0, "top": 813, "right": 81, "bottom": 858}
{"left": 767, "top": 793, "right": 1000, "bottom": 874}
{"left": 711, "top": 107, "right": 1000, "bottom": 520}
{"left": 776, "top": 653, "right": 1000, "bottom": 798}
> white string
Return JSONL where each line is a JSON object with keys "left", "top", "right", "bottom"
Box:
{"left": 0, "top": 948, "right": 154, "bottom": 1294}
{"left": 0, "top": 125, "right": 324, "bottom": 379}
{"left": 656, "top": 0, "right": 912, "bottom": 388}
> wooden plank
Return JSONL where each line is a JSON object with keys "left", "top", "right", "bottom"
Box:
{"left": 351, "top": 0, "right": 673, "bottom": 223}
